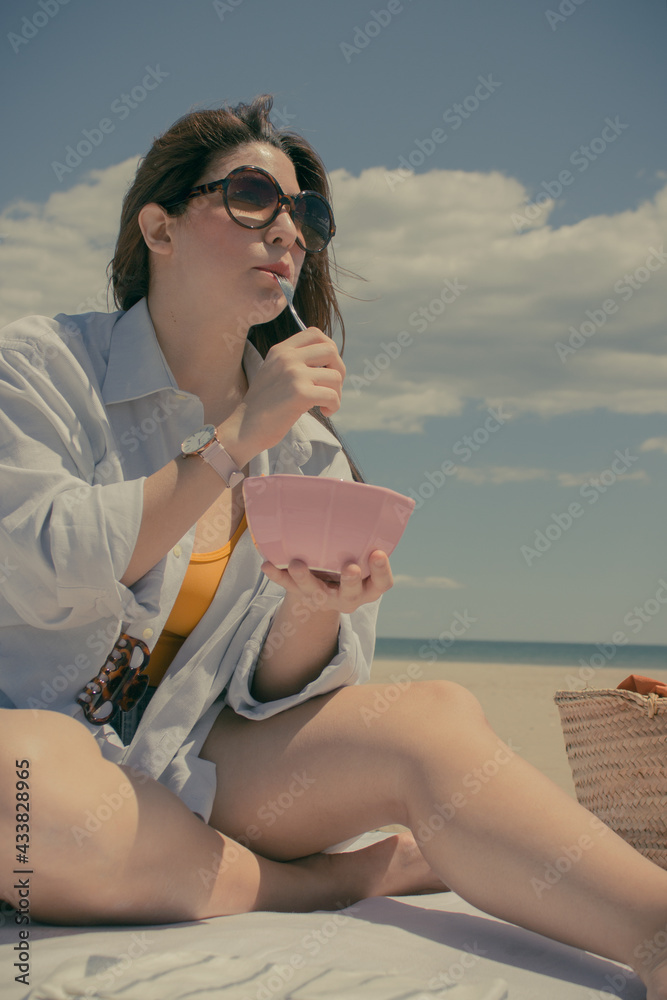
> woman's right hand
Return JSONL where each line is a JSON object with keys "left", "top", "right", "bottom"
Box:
{"left": 218, "top": 327, "right": 345, "bottom": 467}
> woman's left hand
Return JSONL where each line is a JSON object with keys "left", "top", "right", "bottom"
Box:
{"left": 260, "top": 549, "right": 393, "bottom": 615}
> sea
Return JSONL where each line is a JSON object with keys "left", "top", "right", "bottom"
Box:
{"left": 374, "top": 637, "right": 667, "bottom": 671}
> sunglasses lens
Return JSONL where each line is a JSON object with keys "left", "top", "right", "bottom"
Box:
{"left": 294, "top": 194, "right": 332, "bottom": 252}
{"left": 226, "top": 170, "right": 278, "bottom": 225}
{"left": 224, "top": 169, "right": 333, "bottom": 251}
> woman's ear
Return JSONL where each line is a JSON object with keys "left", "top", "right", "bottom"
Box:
{"left": 138, "top": 203, "right": 176, "bottom": 256}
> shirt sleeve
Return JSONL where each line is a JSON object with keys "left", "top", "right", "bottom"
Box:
{"left": 222, "top": 600, "right": 377, "bottom": 720}
{"left": 0, "top": 323, "right": 146, "bottom": 629}
{"left": 223, "top": 425, "right": 379, "bottom": 720}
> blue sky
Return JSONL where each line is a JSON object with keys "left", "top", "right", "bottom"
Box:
{"left": 1, "top": 0, "right": 666, "bottom": 643}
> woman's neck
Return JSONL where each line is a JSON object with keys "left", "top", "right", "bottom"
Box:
{"left": 146, "top": 291, "right": 249, "bottom": 425}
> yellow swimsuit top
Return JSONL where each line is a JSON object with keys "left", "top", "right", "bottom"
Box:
{"left": 146, "top": 514, "right": 247, "bottom": 686}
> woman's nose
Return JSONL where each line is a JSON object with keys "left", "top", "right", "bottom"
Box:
{"left": 264, "top": 204, "right": 299, "bottom": 247}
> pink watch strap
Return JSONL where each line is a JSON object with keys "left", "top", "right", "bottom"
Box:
{"left": 199, "top": 438, "right": 244, "bottom": 487}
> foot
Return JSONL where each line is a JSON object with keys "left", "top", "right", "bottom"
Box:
{"left": 636, "top": 949, "right": 667, "bottom": 1000}
{"left": 644, "top": 958, "right": 667, "bottom": 1000}
{"left": 282, "top": 831, "right": 448, "bottom": 912}
{"left": 349, "top": 831, "right": 449, "bottom": 899}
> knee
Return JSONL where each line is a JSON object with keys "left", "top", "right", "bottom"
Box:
{"left": 365, "top": 679, "right": 491, "bottom": 762}
{"left": 367, "top": 678, "right": 487, "bottom": 728}
{"left": 409, "top": 679, "right": 489, "bottom": 727}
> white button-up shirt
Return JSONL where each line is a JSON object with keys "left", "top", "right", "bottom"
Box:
{"left": 0, "top": 299, "right": 378, "bottom": 819}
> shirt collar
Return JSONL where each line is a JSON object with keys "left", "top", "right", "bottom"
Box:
{"left": 101, "top": 296, "right": 340, "bottom": 458}
{"left": 102, "top": 297, "right": 266, "bottom": 405}
{"left": 102, "top": 299, "right": 178, "bottom": 404}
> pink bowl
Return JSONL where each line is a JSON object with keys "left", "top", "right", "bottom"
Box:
{"left": 242, "top": 475, "right": 415, "bottom": 579}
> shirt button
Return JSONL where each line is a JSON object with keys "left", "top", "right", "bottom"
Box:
{"left": 173, "top": 544, "right": 182, "bottom": 557}
{"left": 142, "top": 627, "right": 154, "bottom": 640}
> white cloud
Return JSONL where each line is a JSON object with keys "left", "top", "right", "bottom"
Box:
{"left": 393, "top": 574, "right": 463, "bottom": 589}
{"left": 330, "top": 166, "right": 667, "bottom": 430}
{"left": 555, "top": 469, "right": 649, "bottom": 487}
{"left": 451, "top": 465, "right": 650, "bottom": 487}
{"left": 2, "top": 159, "right": 666, "bottom": 433}
{"left": 455, "top": 465, "right": 551, "bottom": 485}
{"left": 0, "top": 158, "right": 139, "bottom": 329}
{"left": 640, "top": 436, "right": 667, "bottom": 454}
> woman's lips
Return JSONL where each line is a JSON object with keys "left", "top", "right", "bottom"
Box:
{"left": 254, "top": 265, "right": 290, "bottom": 279}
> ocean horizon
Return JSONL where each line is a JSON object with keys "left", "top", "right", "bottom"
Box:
{"left": 374, "top": 637, "right": 667, "bottom": 671}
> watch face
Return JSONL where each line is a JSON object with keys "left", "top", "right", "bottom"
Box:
{"left": 182, "top": 425, "right": 216, "bottom": 454}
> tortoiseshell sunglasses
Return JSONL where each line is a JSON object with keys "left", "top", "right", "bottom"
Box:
{"left": 166, "top": 165, "right": 335, "bottom": 253}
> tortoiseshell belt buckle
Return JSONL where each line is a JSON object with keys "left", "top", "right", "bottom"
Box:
{"left": 76, "top": 632, "right": 151, "bottom": 726}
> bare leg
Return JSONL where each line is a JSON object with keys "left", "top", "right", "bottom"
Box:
{"left": 0, "top": 709, "right": 436, "bottom": 925}
{"left": 200, "top": 679, "right": 667, "bottom": 993}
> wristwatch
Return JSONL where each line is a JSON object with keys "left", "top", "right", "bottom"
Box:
{"left": 180, "top": 425, "right": 245, "bottom": 488}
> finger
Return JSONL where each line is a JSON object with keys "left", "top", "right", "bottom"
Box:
{"left": 286, "top": 560, "right": 343, "bottom": 600}
{"left": 277, "top": 327, "right": 331, "bottom": 348}
{"left": 366, "top": 551, "right": 394, "bottom": 594}
{"left": 276, "top": 327, "right": 340, "bottom": 360}
{"left": 260, "top": 561, "right": 294, "bottom": 590}
{"left": 339, "top": 562, "right": 364, "bottom": 604}
{"left": 309, "top": 367, "right": 343, "bottom": 390}
{"left": 297, "top": 342, "right": 345, "bottom": 378}
{"left": 309, "top": 370, "right": 344, "bottom": 410}
{"left": 286, "top": 558, "right": 317, "bottom": 590}
{"left": 313, "top": 387, "right": 343, "bottom": 418}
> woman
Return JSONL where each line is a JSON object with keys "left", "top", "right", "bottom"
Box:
{"left": 0, "top": 95, "right": 666, "bottom": 996}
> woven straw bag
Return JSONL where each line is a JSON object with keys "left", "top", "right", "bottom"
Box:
{"left": 554, "top": 687, "right": 667, "bottom": 869}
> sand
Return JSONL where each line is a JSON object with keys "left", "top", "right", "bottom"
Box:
{"left": 369, "top": 657, "right": 641, "bottom": 798}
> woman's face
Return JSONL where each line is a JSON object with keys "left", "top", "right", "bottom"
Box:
{"left": 166, "top": 141, "right": 308, "bottom": 332}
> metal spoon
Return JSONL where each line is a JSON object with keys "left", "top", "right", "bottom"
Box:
{"left": 273, "top": 273, "right": 307, "bottom": 331}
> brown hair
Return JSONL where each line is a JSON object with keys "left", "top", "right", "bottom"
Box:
{"left": 109, "top": 94, "right": 362, "bottom": 480}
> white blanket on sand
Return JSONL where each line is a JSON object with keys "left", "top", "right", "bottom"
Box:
{"left": 1, "top": 835, "right": 643, "bottom": 1000}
